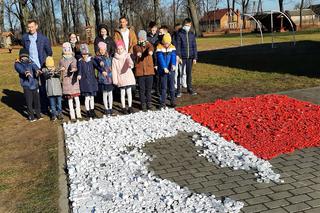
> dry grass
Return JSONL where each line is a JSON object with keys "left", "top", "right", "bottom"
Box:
{"left": 0, "top": 31, "right": 319, "bottom": 212}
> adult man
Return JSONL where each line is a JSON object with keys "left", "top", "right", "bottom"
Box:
{"left": 176, "top": 18, "right": 197, "bottom": 96}
{"left": 22, "top": 19, "right": 53, "bottom": 114}
{"left": 113, "top": 16, "right": 137, "bottom": 54}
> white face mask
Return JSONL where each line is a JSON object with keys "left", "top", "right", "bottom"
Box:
{"left": 183, "top": 25, "right": 191, "bottom": 32}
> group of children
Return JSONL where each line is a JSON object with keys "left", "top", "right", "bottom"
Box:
{"left": 14, "top": 18, "right": 198, "bottom": 122}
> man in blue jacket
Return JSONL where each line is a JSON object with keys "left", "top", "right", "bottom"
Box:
{"left": 22, "top": 19, "right": 53, "bottom": 114}
{"left": 176, "top": 18, "right": 198, "bottom": 96}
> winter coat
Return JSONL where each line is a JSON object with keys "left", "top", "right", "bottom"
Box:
{"left": 21, "top": 32, "right": 53, "bottom": 67}
{"left": 59, "top": 56, "right": 80, "bottom": 95}
{"left": 133, "top": 42, "right": 155, "bottom": 77}
{"left": 147, "top": 32, "right": 159, "bottom": 67}
{"left": 94, "top": 55, "right": 113, "bottom": 85}
{"left": 94, "top": 36, "right": 116, "bottom": 57}
{"left": 176, "top": 29, "right": 198, "bottom": 60}
{"left": 78, "top": 57, "right": 99, "bottom": 94}
{"left": 156, "top": 43, "right": 177, "bottom": 75}
{"left": 14, "top": 59, "right": 40, "bottom": 90}
{"left": 113, "top": 27, "right": 137, "bottom": 54}
{"left": 112, "top": 52, "right": 136, "bottom": 87}
{"left": 42, "top": 68, "right": 63, "bottom": 97}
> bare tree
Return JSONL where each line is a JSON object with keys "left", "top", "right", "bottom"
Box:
{"left": 187, "top": 0, "right": 200, "bottom": 36}
{"left": 93, "top": 0, "right": 101, "bottom": 30}
{"left": 154, "top": 0, "right": 160, "bottom": 25}
{"left": 0, "top": 0, "right": 4, "bottom": 32}
{"left": 60, "top": 0, "right": 69, "bottom": 40}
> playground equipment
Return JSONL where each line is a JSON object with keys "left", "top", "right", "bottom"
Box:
{"left": 240, "top": 10, "right": 296, "bottom": 48}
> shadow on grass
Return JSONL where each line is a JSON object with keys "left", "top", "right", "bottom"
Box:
{"left": 198, "top": 40, "right": 320, "bottom": 78}
{"left": 1, "top": 89, "right": 28, "bottom": 118}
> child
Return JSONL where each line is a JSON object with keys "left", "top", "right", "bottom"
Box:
{"left": 133, "top": 30, "right": 155, "bottom": 111}
{"left": 42, "top": 56, "right": 63, "bottom": 121}
{"left": 59, "top": 42, "right": 81, "bottom": 121}
{"left": 78, "top": 44, "right": 98, "bottom": 119}
{"left": 156, "top": 33, "right": 177, "bottom": 109}
{"left": 94, "top": 42, "right": 114, "bottom": 116}
{"left": 14, "top": 48, "right": 42, "bottom": 122}
{"left": 112, "top": 40, "right": 136, "bottom": 114}
{"left": 176, "top": 18, "right": 198, "bottom": 96}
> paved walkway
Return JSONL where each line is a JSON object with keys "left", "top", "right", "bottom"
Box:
{"left": 142, "top": 87, "right": 320, "bottom": 213}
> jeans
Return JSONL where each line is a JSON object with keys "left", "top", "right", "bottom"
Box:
{"left": 138, "top": 75, "right": 153, "bottom": 106}
{"left": 160, "top": 71, "right": 175, "bottom": 105}
{"left": 23, "top": 87, "right": 41, "bottom": 119}
{"left": 49, "top": 96, "right": 62, "bottom": 117}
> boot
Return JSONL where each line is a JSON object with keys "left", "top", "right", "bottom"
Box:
{"left": 86, "top": 111, "right": 91, "bottom": 119}
{"left": 91, "top": 109, "right": 97, "bottom": 118}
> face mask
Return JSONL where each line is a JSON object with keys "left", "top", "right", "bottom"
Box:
{"left": 70, "top": 38, "right": 77, "bottom": 44}
{"left": 183, "top": 26, "right": 191, "bottom": 32}
{"left": 63, "top": 54, "right": 73, "bottom": 59}
{"left": 21, "top": 58, "right": 30, "bottom": 63}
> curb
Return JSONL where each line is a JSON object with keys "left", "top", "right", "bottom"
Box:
{"left": 57, "top": 125, "right": 70, "bottom": 213}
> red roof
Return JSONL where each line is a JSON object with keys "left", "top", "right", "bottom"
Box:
{"left": 201, "top": 8, "right": 238, "bottom": 22}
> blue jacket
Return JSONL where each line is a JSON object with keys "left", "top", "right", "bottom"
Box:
{"left": 21, "top": 32, "right": 53, "bottom": 68}
{"left": 78, "top": 57, "right": 98, "bottom": 94}
{"left": 93, "top": 55, "right": 113, "bottom": 85}
{"left": 14, "top": 60, "right": 40, "bottom": 90}
{"left": 156, "top": 43, "right": 177, "bottom": 75}
{"left": 176, "top": 29, "right": 197, "bottom": 60}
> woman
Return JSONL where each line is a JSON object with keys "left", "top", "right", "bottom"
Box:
{"left": 69, "top": 33, "right": 82, "bottom": 60}
{"left": 94, "top": 24, "right": 116, "bottom": 57}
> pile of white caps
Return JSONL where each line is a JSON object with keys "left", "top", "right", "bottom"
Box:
{"left": 64, "top": 109, "right": 282, "bottom": 212}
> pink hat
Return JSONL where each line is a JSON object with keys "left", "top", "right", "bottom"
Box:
{"left": 116, "top": 40, "right": 125, "bottom": 49}
{"left": 62, "top": 42, "right": 72, "bottom": 54}
{"left": 98, "top": 42, "right": 107, "bottom": 50}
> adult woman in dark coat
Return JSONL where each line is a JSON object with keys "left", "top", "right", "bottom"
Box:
{"left": 69, "top": 33, "right": 82, "bottom": 60}
{"left": 94, "top": 24, "right": 116, "bottom": 57}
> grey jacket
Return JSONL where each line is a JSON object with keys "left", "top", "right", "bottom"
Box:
{"left": 42, "top": 68, "right": 62, "bottom": 96}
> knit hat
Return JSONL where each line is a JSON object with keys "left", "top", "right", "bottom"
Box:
{"left": 138, "top": 30, "right": 147, "bottom": 41}
{"left": 62, "top": 42, "right": 73, "bottom": 55}
{"left": 116, "top": 40, "right": 125, "bottom": 49}
{"left": 162, "top": 33, "right": 172, "bottom": 44}
{"left": 45, "top": 56, "right": 55, "bottom": 68}
{"left": 98, "top": 42, "right": 107, "bottom": 50}
{"left": 80, "top": 43, "right": 90, "bottom": 55}
{"left": 19, "top": 48, "right": 29, "bottom": 58}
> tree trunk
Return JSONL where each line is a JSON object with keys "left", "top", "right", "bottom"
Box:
{"left": 61, "top": 0, "right": 69, "bottom": 40}
{"left": 300, "top": 0, "right": 304, "bottom": 29}
{"left": 154, "top": 0, "right": 160, "bottom": 25}
{"left": 100, "top": 0, "right": 104, "bottom": 23}
{"left": 0, "top": 0, "right": 5, "bottom": 32}
{"left": 187, "top": 0, "right": 200, "bottom": 36}
{"left": 50, "top": 0, "right": 59, "bottom": 43}
{"left": 94, "top": 0, "right": 101, "bottom": 32}
{"left": 279, "top": 0, "right": 284, "bottom": 12}
{"left": 17, "top": 1, "right": 29, "bottom": 34}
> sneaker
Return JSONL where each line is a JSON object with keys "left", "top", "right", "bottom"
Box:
{"left": 188, "top": 90, "right": 197, "bottom": 96}
{"left": 176, "top": 92, "right": 182, "bottom": 98}
{"left": 104, "top": 109, "right": 109, "bottom": 115}
{"left": 51, "top": 116, "right": 57, "bottom": 121}
{"left": 28, "top": 116, "right": 36, "bottom": 122}
{"left": 122, "top": 108, "right": 128, "bottom": 115}
{"left": 107, "top": 109, "right": 113, "bottom": 116}
{"left": 159, "top": 104, "right": 167, "bottom": 110}
{"left": 57, "top": 113, "right": 64, "bottom": 120}
{"left": 128, "top": 107, "right": 134, "bottom": 114}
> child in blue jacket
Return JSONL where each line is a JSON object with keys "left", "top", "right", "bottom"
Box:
{"left": 156, "top": 33, "right": 177, "bottom": 109}
{"left": 94, "top": 42, "right": 113, "bottom": 116}
{"left": 14, "top": 48, "right": 42, "bottom": 122}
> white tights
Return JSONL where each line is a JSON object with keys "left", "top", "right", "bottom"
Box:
{"left": 68, "top": 96, "right": 81, "bottom": 119}
{"left": 84, "top": 96, "right": 94, "bottom": 111}
{"left": 103, "top": 91, "right": 113, "bottom": 110}
{"left": 120, "top": 87, "right": 132, "bottom": 108}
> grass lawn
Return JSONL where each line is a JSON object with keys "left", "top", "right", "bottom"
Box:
{"left": 0, "top": 30, "right": 319, "bottom": 212}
